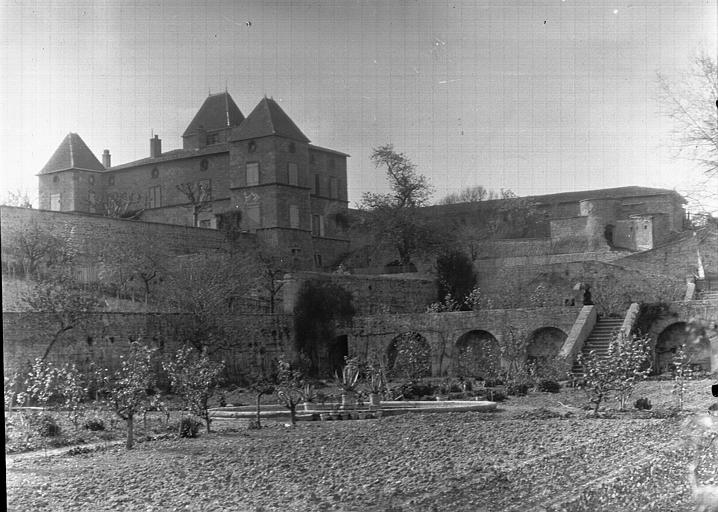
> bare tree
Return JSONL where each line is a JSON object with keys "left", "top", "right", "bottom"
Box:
{"left": 176, "top": 182, "right": 212, "bottom": 227}
{"left": 99, "top": 231, "right": 168, "bottom": 305}
{"left": 439, "top": 185, "right": 499, "bottom": 205}
{"left": 96, "top": 192, "right": 144, "bottom": 219}
{"left": 163, "top": 249, "right": 260, "bottom": 352}
{"left": 0, "top": 189, "right": 33, "bottom": 208}
{"left": 658, "top": 52, "right": 718, "bottom": 210}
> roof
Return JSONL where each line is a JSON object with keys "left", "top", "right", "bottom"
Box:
{"left": 308, "top": 144, "right": 350, "bottom": 157}
{"left": 39, "top": 133, "right": 105, "bottom": 175}
{"left": 109, "top": 144, "right": 229, "bottom": 171}
{"left": 182, "top": 92, "right": 244, "bottom": 137}
{"left": 230, "top": 97, "right": 309, "bottom": 142}
{"left": 530, "top": 186, "right": 686, "bottom": 205}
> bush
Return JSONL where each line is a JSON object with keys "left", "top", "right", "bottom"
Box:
{"left": 396, "top": 381, "right": 436, "bottom": 400}
{"left": 83, "top": 417, "right": 106, "bottom": 431}
{"left": 485, "top": 389, "right": 507, "bottom": 402}
{"left": 175, "top": 416, "right": 202, "bottom": 438}
{"left": 507, "top": 383, "right": 529, "bottom": 396}
{"left": 31, "top": 413, "right": 61, "bottom": 437}
{"left": 538, "top": 380, "right": 561, "bottom": 393}
{"left": 634, "top": 397, "right": 652, "bottom": 410}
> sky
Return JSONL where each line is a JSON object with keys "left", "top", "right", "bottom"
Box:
{"left": 1, "top": 0, "right": 716, "bottom": 209}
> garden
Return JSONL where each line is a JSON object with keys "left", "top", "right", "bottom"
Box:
{"left": 5, "top": 334, "right": 718, "bottom": 511}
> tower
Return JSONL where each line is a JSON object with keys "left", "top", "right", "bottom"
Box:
{"left": 228, "top": 97, "right": 314, "bottom": 266}
{"left": 37, "top": 133, "right": 105, "bottom": 213}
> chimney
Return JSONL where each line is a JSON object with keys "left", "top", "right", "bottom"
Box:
{"left": 150, "top": 135, "right": 162, "bottom": 158}
{"left": 102, "top": 149, "right": 111, "bottom": 168}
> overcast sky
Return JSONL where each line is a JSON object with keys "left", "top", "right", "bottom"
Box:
{"left": 1, "top": 0, "right": 716, "bottom": 208}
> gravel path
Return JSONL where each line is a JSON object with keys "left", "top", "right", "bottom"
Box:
{"left": 6, "top": 410, "right": 709, "bottom": 511}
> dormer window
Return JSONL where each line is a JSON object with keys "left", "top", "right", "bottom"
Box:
{"left": 206, "top": 133, "right": 219, "bottom": 145}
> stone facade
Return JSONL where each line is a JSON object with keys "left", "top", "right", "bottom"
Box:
{"left": 37, "top": 93, "right": 350, "bottom": 270}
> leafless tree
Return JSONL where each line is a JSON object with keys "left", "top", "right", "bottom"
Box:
{"left": 163, "top": 249, "right": 260, "bottom": 352}
{"left": 96, "top": 192, "right": 144, "bottom": 219}
{"left": 658, "top": 52, "right": 718, "bottom": 211}
{"left": 439, "top": 185, "right": 499, "bottom": 205}
{"left": 0, "top": 189, "right": 33, "bottom": 208}
{"left": 176, "top": 182, "right": 212, "bottom": 227}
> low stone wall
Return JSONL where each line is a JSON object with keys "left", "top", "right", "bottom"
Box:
{"left": 347, "top": 306, "right": 582, "bottom": 376}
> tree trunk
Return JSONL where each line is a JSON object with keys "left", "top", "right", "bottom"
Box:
{"left": 204, "top": 411, "right": 211, "bottom": 433}
{"left": 255, "top": 393, "right": 262, "bottom": 428}
{"left": 42, "top": 326, "right": 72, "bottom": 361}
{"left": 289, "top": 404, "right": 297, "bottom": 427}
{"left": 126, "top": 414, "right": 134, "bottom": 449}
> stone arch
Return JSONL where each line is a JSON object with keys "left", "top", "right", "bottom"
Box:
{"left": 526, "top": 327, "right": 567, "bottom": 374}
{"left": 453, "top": 330, "right": 500, "bottom": 379}
{"left": 654, "top": 322, "right": 711, "bottom": 374}
{"left": 387, "top": 332, "right": 431, "bottom": 379}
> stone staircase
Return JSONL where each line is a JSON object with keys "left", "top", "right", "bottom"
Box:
{"left": 571, "top": 316, "right": 626, "bottom": 377}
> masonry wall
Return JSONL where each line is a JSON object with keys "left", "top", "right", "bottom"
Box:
{"left": 2, "top": 312, "right": 295, "bottom": 384}
{"left": 0, "top": 206, "right": 252, "bottom": 262}
{"left": 347, "top": 306, "right": 581, "bottom": 376}
{"left": 281, "top": 271, "right": 437, "bottom": 315}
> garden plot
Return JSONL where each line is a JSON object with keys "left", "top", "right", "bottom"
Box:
{"left": 6, "top": 407, "right": 717, "bottom": 511}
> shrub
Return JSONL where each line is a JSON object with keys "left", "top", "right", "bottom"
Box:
{"left": 634, "top": 397, "right": 652, "bottom": 410}
{"left": 175, "top": 416, "right": 202, "bottom": 438}
{"left": 507, "top": 383, "right": 529, "bottom": 396}
{"left": 32, "top": 413, "right": 61, "bottom": 437}
{"left": 485, "top": 390, "right": 507, "bottom": 402}
{"left": 83, "top": 417, "right": 106, "bottom": 431}
{"left": 538, "top": 380, "right": 561, "bottom": 393}
{"left": 397, "top": 381, "right": 436, "bottom": 400}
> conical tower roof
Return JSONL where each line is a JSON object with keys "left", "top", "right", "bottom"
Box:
{"left": 230, "top": 97, "right": 309, "bottom": 142}
{"left": 183, "top": 91, "right": 244, "bottom": 137}
{"left": 39, "top": 133, "right": 105, "bottom": 175}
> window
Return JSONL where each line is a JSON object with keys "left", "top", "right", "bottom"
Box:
{"left": 312, "top": 214, "right": 325, "bottom": 236}
{"left": 245, "top": 204, "right": 261, "bottom": 229}
{"left": 329, "top": 177, "right": 338, "bottom": 199}
{"left": 198, "top": 179, "right": 212, "bottom": 201}
{"left": 200, "top": 159, "right": 209, "bottom": 171}
{"left": 314, "top": 253, "right": 323, "bottom": 268}
{"left": 289, "top": 205, "right": 300, "bottom": 229}
{"left": 148, "top": 185, "right": 161, "bottom": 208}
{"left": 248, "top": 141, "right": 257, "bottom": 153}
{"left": 310, "top": 154, "right": 316, "bottom": 164}
{"left": 53, "top": 175, "right": 59, "bottom": 183}
{"left": 88, "top": 191, "right": 96, "bottom": 213}
{"left": 314, "top": 174, "right": 321, "bottom": 195}
{"left": 288, "top": 142, "right": 296, "bottom": 153}
{"left": 288, "top": 163, "right": 298, "bottom": 186}
{"left": 199, "top": 219, "right": 211, "bottom": 228}
{"left": 50, "top": 193, "right": 61, "bottom": 211}
{"left": 89, "top": 175, "right": 95, "bottom": 185}
{"left": 151, "top": 167, "right": 159, "bottom": 178}
{"left": 108, "top": 176, "right": 115, "bottom": 186}
{"left": 328, "top": 158, "right": 335, "bottom": 170}
{"left": 206, "top": 133, "right": 219, "bottom": 145}
{"left": 246, "top": 162, "right": 259, "bottom": 186}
